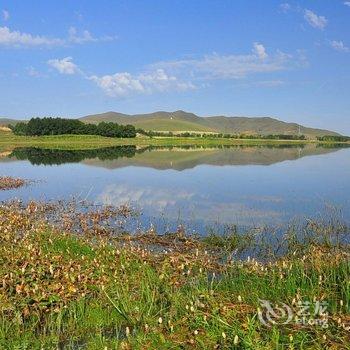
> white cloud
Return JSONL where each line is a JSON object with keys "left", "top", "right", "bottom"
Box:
{"left": 153, "top": 44, "right": 294, "bottom": 80}
{"left": 344, "top": 2, "right": 350, "bottom": 7}
{"left": 0, "top": 26, "right": 115, "bottom": 48}
{"left": 0, "top": 26, "right": 64, "bottom": 47}
{"left": 68, "top": 27, "right": 96, "bottom": 44}
{"left": 304, "top": 9, "right": 327, "bottom": 29}
{"left": 89, "top": 69, "right": 194, "bottom": 97}
{"left": 68, "top": 26, "right": 116, "bottom": 44}
{"left": 330, "top": 40, "right": 349, "bottom": 52}
{"left": 279, "top": 3, "right": 291, "bottom": 13}
{"left": 47, "top": 57, "right": 193, "bottom": 97}
{"left": 47, "top": 57, "right": 80, "bottom": 75}
{"left": 47, "top": 43, "right": 302, "bottom": 98}
{"left": 253, "top": 42, "right": 268, "bottom": 59}
{"left": 2, "top": 10, "right": 9, "bottom": 21}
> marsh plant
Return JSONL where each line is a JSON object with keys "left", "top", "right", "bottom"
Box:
{"left": 0, "top": 200, "right": 349, "bottom": 349}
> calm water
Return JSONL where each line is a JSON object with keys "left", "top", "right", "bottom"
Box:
{"left": 0, "top": 144, "right": 349, "bottom": 233}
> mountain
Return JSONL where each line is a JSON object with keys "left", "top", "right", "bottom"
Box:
{"left": 79, "top": 110, "right": 340, "bottom": 138}
{"left": 80, "top": 111, "right": 213, "bottom": 132}
{"left": 0, "top": 111, "right": 341, "bottom": 138}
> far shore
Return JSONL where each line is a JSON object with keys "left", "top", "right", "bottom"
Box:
{"left": 1, "top": 130, "right": 349, "bottom": 151}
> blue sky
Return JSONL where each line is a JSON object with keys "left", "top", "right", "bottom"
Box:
{"left": 0, "top": 0, "right": 349, "bottom": 134}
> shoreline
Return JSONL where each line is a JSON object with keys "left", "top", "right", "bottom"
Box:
{"left": 0, "top": 200, "right": 349, "bottom": 348}
{"left": 1, "top": 131, "right": 350, "bottom": 151}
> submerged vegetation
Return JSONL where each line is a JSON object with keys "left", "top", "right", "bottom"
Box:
{"left": 0, "top": 200, "right": 349, "bottom": 348}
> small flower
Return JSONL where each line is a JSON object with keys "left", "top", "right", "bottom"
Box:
{"left": 237, "top": 295, "right": 242, "bottom": 302}
{"left": 234, "top": 335, "right": 239, "bottom": 345}
{"left": 222, "top": 332, "right": 226, "bottom": 339}
{"left": 158, "top": 317, "right": 163, "bottom": 324}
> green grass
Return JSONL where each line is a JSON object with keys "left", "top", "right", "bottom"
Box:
{"left": 1, "top": 130, "right": 348, "bottom": 152}
{"left": 0, "top": 201, "right": 349, "bottom": 349}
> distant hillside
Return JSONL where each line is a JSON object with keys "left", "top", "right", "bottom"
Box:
{"left": 80, "top": 110, "right": 340, "bottom": 138}
{"left": 0, "top": 118, "right": 22, "bottom": 126}
{"left": 80, "top": 111, "right": 214, "bottom": 132}
{"left": 0, "top": 111, "right": 341, "bottom": 138}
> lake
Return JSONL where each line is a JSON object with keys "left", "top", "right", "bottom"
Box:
{"left": 1, "top": 144, "right": 349, "bottom": 234}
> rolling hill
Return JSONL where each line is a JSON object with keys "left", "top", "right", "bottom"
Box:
{"left": 0, "top": 111, "right": 341, "bottom": 138}
{"left": 80, "top": 110, "right": 340, "bottom": 138}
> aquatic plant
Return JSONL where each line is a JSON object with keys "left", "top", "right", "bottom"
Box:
{"left": 0, "top": 176, "right": 27, "bottom": 190}
{"left": 0, "top": 200, "right": 349, "bottom": 348}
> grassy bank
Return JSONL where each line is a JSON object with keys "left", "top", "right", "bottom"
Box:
{"left": 1, "top": 130, "right": 348, "bottom": 151}
{"left": 0, "top": 201, "right": 349, "bottom": 349}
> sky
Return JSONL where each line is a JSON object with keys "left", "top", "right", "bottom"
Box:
{"left": 0, "top": 0, "right": 349, "bottom": 134}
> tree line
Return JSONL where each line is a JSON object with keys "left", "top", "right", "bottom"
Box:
{"left": 317, "top": 135, "right": 350, "bottom": 142}
{"left": 140, "top": 130, "right": 307, "bottom": 140}
{"left": 11, "top": 117, "right": 136, "bottom": 138}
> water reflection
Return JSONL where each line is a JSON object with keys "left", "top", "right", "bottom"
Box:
{"left": 0, "top": 144, "right": 349, "bottom": 233}
{"left": 5, "top": 143, "right": 348, "bottom": 170}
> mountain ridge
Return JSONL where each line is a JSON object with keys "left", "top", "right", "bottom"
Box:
{"left": 0, "top": 111, "right": 341, "bottom": 138}
{"left": 79, "top": 110, "right": 340, "bottom": 138}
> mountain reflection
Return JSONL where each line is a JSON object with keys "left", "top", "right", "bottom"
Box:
{"left": 6, "top": 144, "right": 348, "bottom": 170}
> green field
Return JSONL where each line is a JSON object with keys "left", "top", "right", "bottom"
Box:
{"left": 1, "top": 130, "right": 347, "bottom": 152}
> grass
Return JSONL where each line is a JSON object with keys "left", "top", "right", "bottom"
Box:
{"left": 1, "top": 130, "right": 348, "bottom": 152}
{"left": 0, "top": 201, "right": 349, "bottom": 349}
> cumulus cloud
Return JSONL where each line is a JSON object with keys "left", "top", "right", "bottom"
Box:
{"left": 0, "top": 26, "right": 64, "bottom": 47}
{"left": 304, "top": 9, "right": 327, "bottom": 29}
{"left": 68, "top": 26, "right": 116, "bottom": 44}
{"left": 47, "top": 43, "right": 302, "bottom": 97}
{"left": 89, "top": 69, "right": 195, "bottom": 97}
{"left": 330, "top": 40, "right": 349, "bottom": 52}
{"left": 2, "top": 10, "right": 9, "bottom": 21}
{"left": 253, "top": 42, "right": 268, "bottom": 59}
{"left": 47, "top": 57, "right": 193, "bottom": 97}
{"left": 153, "top": 44, "right": 294, "bottom": 80}
{"left": 0, "top": 26, "right": 115, "bottom": 48}
{"left": 344, "top": 2, "right": 350, "bottom": 7}
{"left": 47, "top": 57, "right": 80, "bottom": 75}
